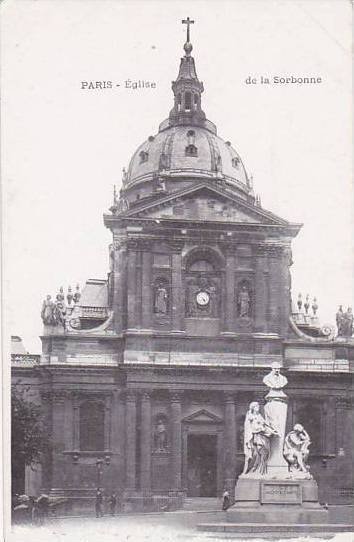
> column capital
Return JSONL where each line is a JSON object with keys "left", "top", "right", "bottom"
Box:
{"left": 170, "top": 390, "right": 183, "bottom": 403}
{"left": 113, "top": 237, "right": 127, "bottom": 250}
{"left": 52, "top": 390, "right": 67, "bottom": 404}
{"left": 168, "top": 240, "right": 184, "bottom": 253}
{"left": 125, "top": 390, "right": 138, "bottom": 402}
{"left": 141, "top": 391, "right": 151, "bottom": 401}
{"left": 223, "top": 392, "right": 236, "bottom": 404}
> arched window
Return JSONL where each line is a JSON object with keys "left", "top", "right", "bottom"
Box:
{"left": 189, "top": 260, "right": 214, "bottom": 272}
{"left": 139, "top": 151, "right": 149, "bottom": 164}
{"left": 185, "top": 251, "right": 222, "bottom": 318}
{"left": 177, "top": 93, "right": 182, "bottom": 111}
{"left": 232, "top": 157, "right": 240, "bottom": 168}
{"left": 184, "top": 92, "right": 192, "bottom": 111}
{"left": 79, "top": 400, "right": 105, "bottom": 451}
{"left": 194, "top": 94, "right": 199, "bottom": 108}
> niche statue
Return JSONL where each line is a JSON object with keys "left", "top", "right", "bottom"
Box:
{"left": 237, "top": 284, "right": 251, "bottom": 318}
{"left": 154, "top": 284, "right": 168, "bottom": 315}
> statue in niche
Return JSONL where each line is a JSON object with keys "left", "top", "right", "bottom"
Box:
{"left": 283, "top": 424, "right": 312, "bottom": 478}
{"left": 41, "top": 295, "right": 56, "bottom": 325}
{"left": 154, "top": 419, "right": 168, "bottom": 451}
{"left": 154, "top": 283, "right": 169, "bottom": 315}
{"left": 237, "top": 284, "right": 251, "bottom": 318}
{"left": 242, "top": 401, "right": 278, "bottom": 477}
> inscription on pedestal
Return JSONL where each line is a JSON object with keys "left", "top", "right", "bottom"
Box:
{"left": 261, "top": 481, "right": 302, "bottom": 504}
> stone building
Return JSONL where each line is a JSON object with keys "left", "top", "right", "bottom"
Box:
{"left": 12, "top": 26, "right": 354, "bottom": 512}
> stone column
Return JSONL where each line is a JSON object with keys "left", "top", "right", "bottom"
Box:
{"left": 279, "top": 246, "right": 292, "bottom": 338}
{"left": 113, "top": 239, "right": 127, "bottom": 332}
{"left": 140, "top": 392, "right": 152, "bottom": 492}
{"left": 141, "top": 249, "right": 153, "bottom": 329}
{"left": 254, "top": 246, "right": 268, "bottom": 333}
{"left": 51, "top": 391, "right": 67, "bottom": 487}
{"left": 125, "top": 391, "right": 137, "bottom": 491}
{"left": 72, "top": 392, "right": 80, "bottom": 450}
{"left": 224, "top": 393, "right": 237, "bottom": 493}
{"left": 127, "top": 246, "right": 138, "bottom": 329}
{"left": 225, "top": 251, "right": 236, "bottom": 332}
{"left": 40, "top": 392, "right": 53, "bottom": 491}
{"left": 267, "top": 247, "right": 281, "bottom": 334}
{"left": 171, "top": 243, "right": 184, "bottom": 331}
{"left": 170, "top": 392, "right": 183, "bottom": 491}
{"left": 104, "top": 395, "right": 112, "bottom": 451}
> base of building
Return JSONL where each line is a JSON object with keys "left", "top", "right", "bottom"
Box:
{"left": 48, "top": 488, "right": 184, "bottom": 514}
{"left": 198, "top": 523, "right": 354, "bottom": 534}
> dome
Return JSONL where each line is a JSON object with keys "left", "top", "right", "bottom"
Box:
{"left": 125, "top": 124, "right": 250, "bottom": 194}
{"left": 117, "top": 30, "right": 254, "bottom": 205}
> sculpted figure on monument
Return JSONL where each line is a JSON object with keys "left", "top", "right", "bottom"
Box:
{"left": 263, "top": 362, "right": 288, "bottom": 390}
{"left": 53, "top": 287, "right": 66, "bottom": 327}
{"left": 336, "top": 305, "right": 344, "bottom": 336}
{"left": 336, "top": 306, "right": 353, "bottom": 337}
{"left": 41, "top": 295, "right": 56, "bottom": 325}
{"left": 242, "top": 401, "right": 278, "bottom": 476}
{"left": 283, "top": 424, "right": 312, "bottom": 478}
{"left": 237, "top": 284, "right": 251, "bottom": 318}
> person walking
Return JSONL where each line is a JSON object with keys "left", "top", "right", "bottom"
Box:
{"left": 108, "top": 492, "right": 117, "bottom": 516}
{"left": 95, "top": 488, "right": 104, "bottom": 518}
{"left": 222, "top": 489, "right": 230, "bottom": 510}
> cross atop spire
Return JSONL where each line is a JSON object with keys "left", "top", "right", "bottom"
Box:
{"left": 182, "top": 16, "right": 194, "bottom": 44}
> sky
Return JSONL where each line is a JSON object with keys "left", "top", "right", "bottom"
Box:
{"left": 2, "top": 0, "right": 353, "bottom": 354}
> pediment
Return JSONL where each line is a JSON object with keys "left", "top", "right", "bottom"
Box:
{"left": 182, "top": 409, "right": 223, "bottom": 424}
{"left": 124, "top": 184, "right": 288, "bottom": 226}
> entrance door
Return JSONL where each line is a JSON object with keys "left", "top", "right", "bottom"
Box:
{"left": 187, "top": 434, "right": 217, "bottom": 497}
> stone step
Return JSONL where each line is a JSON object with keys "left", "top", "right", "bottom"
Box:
{"left": 198, "top": 522, "right": 354, "bottom": 534}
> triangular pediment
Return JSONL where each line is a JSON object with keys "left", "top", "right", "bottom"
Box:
{"left": 182, "top": 409, "right": 223, "bottom": 424}
{"left": 124, "top": 183, "right": 288, "bottom": 226}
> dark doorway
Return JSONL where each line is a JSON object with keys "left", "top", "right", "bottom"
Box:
{"left": 187, "top": 434, "right": 217, "bottom": 497}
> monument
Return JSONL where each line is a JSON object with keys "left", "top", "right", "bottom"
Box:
{"left": 228, "top": 362, "right": 328, "bottom": 524}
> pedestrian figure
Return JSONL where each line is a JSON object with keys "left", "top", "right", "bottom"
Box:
{"left": 222, "top": 489, "right": 230, "bottom": 510}
{"left": 36, "top": 494, "right": 49, "bottom": 525}
{"left": 95, "top": 488, "right": 104, "bottom": 518}
{"left": 109, "top": 492, "right": 117, "bottom": 516}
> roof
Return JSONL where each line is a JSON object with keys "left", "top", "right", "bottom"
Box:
{"left": 79, "top": 279, "right": 108, "bottom": 308}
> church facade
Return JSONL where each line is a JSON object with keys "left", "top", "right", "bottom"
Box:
{"left": 12, "top": 24, "right": 354, "bottom": 512}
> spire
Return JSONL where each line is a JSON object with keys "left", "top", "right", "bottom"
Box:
{"left": 169, "top": 18, "right": 206, "bottom": 128}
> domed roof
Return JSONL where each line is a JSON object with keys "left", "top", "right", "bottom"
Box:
{"left": 125, "top": 124, "right": 250, "bottom": 193}
{"left": 120, "top": 24, "right": 253, "bottom": 200}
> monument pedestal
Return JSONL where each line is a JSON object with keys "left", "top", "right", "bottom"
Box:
{"left": 228, "top": 477, "right": 328, "bottom": 524}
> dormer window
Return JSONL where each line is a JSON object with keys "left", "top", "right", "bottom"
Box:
{"left": 185, "top": 144, "right": 198, "bottom": 157}
{"left": 232, "top": 157, "right": 240, "bottom": 168}
{"left": 139, "top": 151, "right": 149, "bottom": 164}
{"left": 184, "top": 92, "right": 192, "bottom": 111}
{"left": 185, "top": 130, "right": 197, "bottom": 156}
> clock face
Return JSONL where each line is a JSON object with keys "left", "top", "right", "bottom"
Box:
{"left": 196, "top": 290, "right": 210, "bottom": 306}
